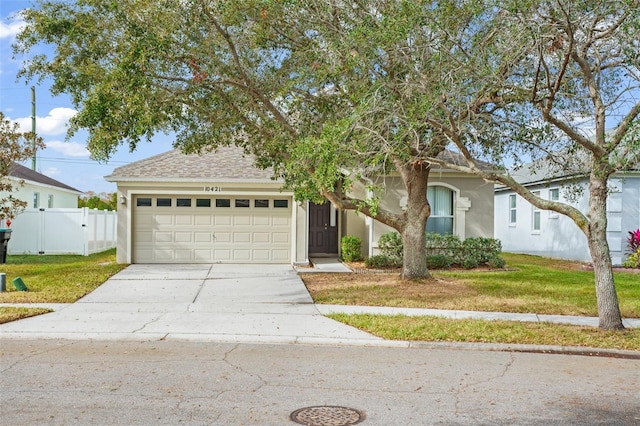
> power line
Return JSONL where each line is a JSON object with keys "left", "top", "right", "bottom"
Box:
{"left": 36, "top": 156, "right": 130, "bottom": 165}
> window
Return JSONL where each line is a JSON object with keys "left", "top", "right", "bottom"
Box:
{"left": 255, "top": 199, "right": 269, "bottom": 208}
{"left": 196, "top": 199, "right": 211, "bottom": 207}
{"left": 33, "top": 192, "right": 40, "bottom": 208}
{"left": 156, "top": 198, "right": 172, "bottom": 207}
{"left": 549, "top": 188, "right": 559, "bottom": 218}
{"left": 532, "top": 191, "right": 541, "bottom": 232}
{"left": 47, "top": 194, "right": 54, "bottom": 208}
{"left": 274, "top": 199, "right": 289, "bottom": 208}
{"left": 426, "top": 186, "right": 454, "bottom": 235}
{"left": 136, "top": 198, "right": 152, "bottom": 207}
{"left": 509, "top": 194, "right": 517, "bottom": 225}
{"left": 176, "top": 198, "right": 191, "bottom": 207}
{"left": 216, "top": 198, "right": 231, "bottom": 208}
{"left": 235, "top": 199, "right": 250, "bottom": 208}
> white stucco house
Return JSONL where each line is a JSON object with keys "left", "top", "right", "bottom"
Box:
{"left": 494, "top": 164, "right": 640, "bottom": 266}
{"left": 105, "top": 146, "right": 494, "bottom": 265}
{"left": 1, "top": 162, "right": 82, "bottom": 227}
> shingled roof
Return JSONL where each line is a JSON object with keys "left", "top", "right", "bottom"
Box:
{"left": 105, "top": 146, "right": 279, "bottom": 183}
{"left": 9, "top": 162, "right": 81, "bottom": 193}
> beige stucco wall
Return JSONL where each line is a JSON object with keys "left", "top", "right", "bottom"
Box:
{"left": 340, "top": 171, "right": 495, "bottom": 254}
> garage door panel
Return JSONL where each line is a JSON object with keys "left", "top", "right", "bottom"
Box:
{"left": 174, "top": 250, "right": 193, "bottom": 260}
{"left": 194, "top": 249, "right": 213, "bottom": 261}
{"left": 234, "top": 233, "right": 251, "bottom": 243}
{"left": 195, "top": 216, "right": 212, "bottom": 225}
{"left": 175, "top": 215, "right": 193, "bottom": 225}
{"left": 213, "top": 249, "right": 232, "bottom": 261}
{"left": 273, "top": 217, "right": 289, "bottom": 226}
{"left": 273, "top": 232, "right": 289, "bottom": 243}
{"left": 156, "top": 215, "right": 173, "bottom": 225}
{"left": 215, "top": 232, "right": 232, "bottom": 243}
{"left": 272, "top": 250, "right": 289, "bottom": 261}
{"left": 215, "top": 216, "right": 232, "bottom": 225}
{"left": 253, "top": 216, "right": 269, "bottom": 226}
{"left": 156, "top": 232, "right": 172, "bottom": 242}
{"left": 133, "top": 195, "right": 291, "bottom": 263}
{"left": 174, "top": 232, "right": 192, "bottom": 242}
{"left": 233, "top": 250, "right": 251, "bottom": 261}
{"left": 234, "top": 216, "right": 251, "bottom": 226}
{"left": 194, "top": 232, "right": 212, "bottom": 243}
{"left": 253, "top": 232, "right": 270, "bottom": 243}
{"left": 252, "top": 249, "right": 270, "bottom": 261}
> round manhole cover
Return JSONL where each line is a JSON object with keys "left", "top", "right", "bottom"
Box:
{"left": 290, "top": 405, "right": 365, "bottom": 426}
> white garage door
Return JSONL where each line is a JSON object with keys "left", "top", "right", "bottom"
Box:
{"left": 133, "top": 195, "right": 292, "bottom": 263}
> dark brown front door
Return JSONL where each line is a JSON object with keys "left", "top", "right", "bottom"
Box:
{"left": 308, "top": 202, "right": 338, "bottom": 254}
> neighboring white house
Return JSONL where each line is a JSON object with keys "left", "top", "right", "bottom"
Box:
{"left": 105, "top": 146, "right": 495, "bottom": 265}
{"left": 494, "top": 164, "right": 640, "bottom": 266}
{"left": 1, "top": 162, "right": 82, "bottom": 227}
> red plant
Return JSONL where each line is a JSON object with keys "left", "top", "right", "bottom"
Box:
{"left": 627, "top": 229, "right": 640, "bottom": 254}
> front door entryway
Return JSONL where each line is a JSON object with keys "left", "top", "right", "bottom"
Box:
{"left": 308, "top": 202, "right": 338, "bottom": 254}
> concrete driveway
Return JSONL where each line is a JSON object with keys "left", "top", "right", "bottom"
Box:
{"left": 0, "top": 264, "right": 381, "bottom": 345}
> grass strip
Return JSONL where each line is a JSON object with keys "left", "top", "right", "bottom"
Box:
{"left": 0, "top": 306, "right": 53, "bottom": 323}
{"left": 328, "top": 313, "right": 640, "bottom": 350}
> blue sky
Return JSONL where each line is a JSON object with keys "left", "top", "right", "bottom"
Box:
{"left": 1, "top": 1, "right": 173, "bottom": 194}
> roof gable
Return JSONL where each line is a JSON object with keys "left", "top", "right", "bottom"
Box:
{"left": 105, "top": 146, "right": 278, "bottom": 182}
{"left": 9, "top": 162, "right": 81, "bottom": 193}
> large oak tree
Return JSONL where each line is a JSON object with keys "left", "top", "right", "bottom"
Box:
{"left": 15, "top": 0, "right": 508, "bottom": 279}
{"left": 15, "top": 0, "right": 639, "bottom": 328}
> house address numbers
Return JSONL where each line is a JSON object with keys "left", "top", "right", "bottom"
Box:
{"left": 204, "top": 186, "right": 223, "bottom": 192}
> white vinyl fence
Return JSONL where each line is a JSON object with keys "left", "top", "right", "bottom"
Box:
{"left": 7, "top": 208, "right": 117, "bottom": 256}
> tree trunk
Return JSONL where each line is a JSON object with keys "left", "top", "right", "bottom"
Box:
{"left": 587, "top": 175, "right": 624, "bottom": 330}
{"left": 398, "top": 161, "right": 431, "bottom": 279}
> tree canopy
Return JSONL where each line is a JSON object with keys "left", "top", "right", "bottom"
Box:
{"left": 0, "top": 111, "right": 44, "bottom": 222}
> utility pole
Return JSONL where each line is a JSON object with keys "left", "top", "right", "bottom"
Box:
{"left": 31, "top": 86, "right": 37, "bottom": 170}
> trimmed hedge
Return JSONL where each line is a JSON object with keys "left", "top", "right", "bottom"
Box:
{"left": 374, "top": 232, "right": 505, "bottom": 270}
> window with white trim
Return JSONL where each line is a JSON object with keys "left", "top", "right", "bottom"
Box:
{"left": 509, "top": 194, "right": 517, "bottom": 225}
{"left": 548, "top": 188, "right": 559, "bottom": 218}
{"left": 532, "top": 191, "right": 541, "bottom": 232}
{"left": 47, "top": 194, "right": 54, "bottom": 208}
{"left": 33, "top": 192, "right": 40, "bottom": 208}
{"left": 426, "top": 186, "right": 454, "bottom": 235}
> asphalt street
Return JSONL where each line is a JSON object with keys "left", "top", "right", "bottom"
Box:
{"left": 1, "top": 339, "right": 639, "bottom": 425}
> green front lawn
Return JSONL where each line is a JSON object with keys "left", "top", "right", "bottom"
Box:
{"left": 303, "top": 253, "right": 640, "bottom": 318}
{"left": 0, "top": 249, "right": 127, "bottom": 322}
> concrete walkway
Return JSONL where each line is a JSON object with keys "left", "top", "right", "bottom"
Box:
{"left": 1, "top": 260, "right": 638, "bottom": 349}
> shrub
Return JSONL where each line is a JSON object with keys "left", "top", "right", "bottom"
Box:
{"left": 487, "top": 256, "right": 507, "bottom": 269}
{"left": 426, "top": 254, "right": 452, "bottom": 269}
{"left": 622, "top": 250, "right": 640, "bottom": 269}
{"left": 340, "top": 235, "right": 362, "bottom": 262}
{"left": 378, "top": 232, "right": 403, "bottom": 258}
{"left": 626, "top": 229, "right": 640, "bottom": 254}
{"left": 341, "top": 235, "right": 363, "bottom": 262}
{"left": 364, "top": 254, "right": 402, "bottom": 269}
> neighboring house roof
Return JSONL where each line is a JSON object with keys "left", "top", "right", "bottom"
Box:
{"left": 105, "top": 146, "right": 280, "bottom": 183}
{"left": 435, "top": 150, "right": 494, "bottom": 171}
{"left": 9, "top": 162, "right": 81, "bottom": 193}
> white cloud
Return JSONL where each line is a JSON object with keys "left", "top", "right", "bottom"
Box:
{"left": 46, "top": 140, "right": 90, "bottom": 157}
{"left": 14, "top": 107, "right": 78, "bottom": 136}
{"left": 42, "top": 166, "right": 61, "bottom": 177}
{"left": 0, "top": 13, "right": 25, "bottom": 39}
